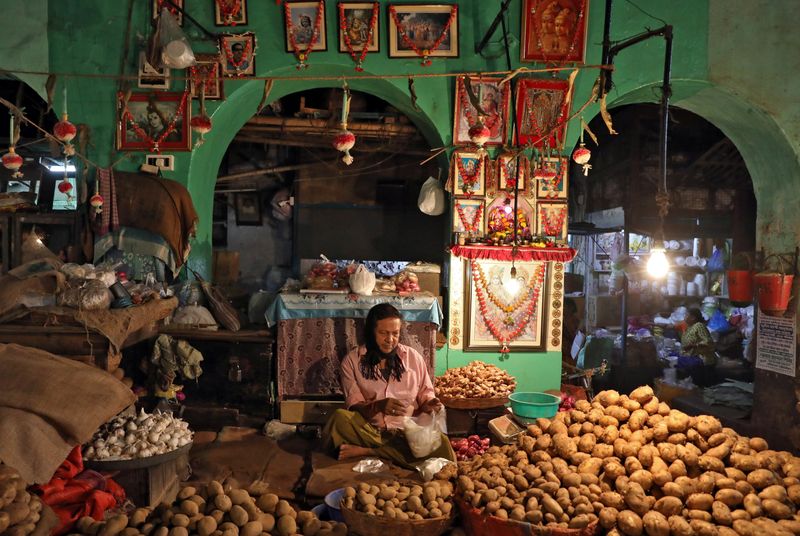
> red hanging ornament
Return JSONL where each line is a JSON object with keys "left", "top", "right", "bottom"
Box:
{"left": 90, "top": 192, "right": 104, "bottom": 214}
{"left": 468, "top": 121, "right": 491, "bottom": 148}
{"left": 572, "top": 143, "right": 592, "bottom": 175}
{"left": 58, "top": 178, "right": 73, "bottom": 200}
{"left": 332, "top": 129, "right": 356, "bottom": 165}
{"left": 191, "top": 115, "right": 212, "bottom": 147}
{"left": 2, "top": 147, "right": 24, "bottom": 178}
{"left": 54, "top": 114, "right": 77, "bottom": 142}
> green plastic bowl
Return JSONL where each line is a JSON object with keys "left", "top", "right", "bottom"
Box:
{"left": 508, "top": 392, "right": 561, "bottom": 419}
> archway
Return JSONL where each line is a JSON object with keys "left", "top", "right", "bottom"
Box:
{"left": 186, "top": 68, "right": 447, "bottom": 276}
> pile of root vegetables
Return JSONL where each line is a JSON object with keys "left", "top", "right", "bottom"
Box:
{"left": 435, "top": 362, "right": 516, "bottom": 399}
{"left": 341, "top": 480, "right": 454, "bottom": 520}
{"left": 0, "top": 464, "right": 45, "bottom": 536}
{"left": 70, "top": 481, "right": 347, "bottom": 536}
{"left": 455, "top": 386, "right": 800, "bottom": 535}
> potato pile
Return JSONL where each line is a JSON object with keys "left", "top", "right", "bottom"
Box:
{"left": 455, "top": 386, "right": 800, "bottom": 535}
{"left": 70, "top": 481, "right": 347, "bottom": 536}
{"left": 0, "top": 464, "right": 45, "bottom": 536}
{"left": 435, "top": 362, "right": 516, "bottom": 399}
{"left": 342, "top": 480, "right": 454, "bottom": 521}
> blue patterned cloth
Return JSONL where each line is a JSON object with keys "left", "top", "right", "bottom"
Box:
{"left": 334, "top": 260, "right": 409, "bottom": 277}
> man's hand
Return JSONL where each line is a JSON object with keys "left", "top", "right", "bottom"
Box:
{"left": 419, "top": 397, "right": 443, "bottom": 414}
{"left": 382, "top": 398, "right": 408, "bottom": 417}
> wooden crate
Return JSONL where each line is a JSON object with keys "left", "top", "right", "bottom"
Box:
{"left": 112, "top": 450, "right": 190, "bottom": 508}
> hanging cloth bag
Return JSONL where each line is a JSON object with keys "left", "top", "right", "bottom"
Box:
{"left": 418, "top": 176, "right": 446, "bottom": 216}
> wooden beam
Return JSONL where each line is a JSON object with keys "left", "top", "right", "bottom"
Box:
{"left": 233, "top": 134, "right": 431, "bottom": 156}
{"left": 245, "top": 116, "right": 418, "bottom": 135}
{"left": 216, "top": 162, "right": 319, "bottom": 183}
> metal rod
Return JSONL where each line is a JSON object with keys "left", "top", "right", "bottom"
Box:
{"left": 475, "top": 0, "right": 514, "bottom": 55}
{"left": 599, "top": 0, "right": 614, "bottom": 96}
{"left": 657, "top": 26, "right": 673, "bottom": 238}
{"left": 500, "top": 8, "right": 521, "bottom": 246}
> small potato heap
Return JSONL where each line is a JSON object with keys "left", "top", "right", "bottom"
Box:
{"left": 0, "top": 464, "right": 45, "bottom": 536}
{"left": 72, "top": 481, "right": 347, "bottom": 536}
{"left": 435, "top": 362, "right": 516, "bottom": 399}
{"left": 456, "top": 386, "right": 800, "bottom": 535}
{"left": 84, "top": 409, "right": 193, "bottom": 461}
{"left": 342, "top": 480, "right": 454, "bottom": 521}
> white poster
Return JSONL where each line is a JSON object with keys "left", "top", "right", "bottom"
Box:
{"left": 756, "top": 314, "right": 796, "bottom": 377}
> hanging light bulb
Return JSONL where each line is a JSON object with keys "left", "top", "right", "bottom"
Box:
{"left": 504, "top": 264, "right": 521, "bottom": 295}
{"left": 647, "top": 242, "right": 669, "bottom": 278}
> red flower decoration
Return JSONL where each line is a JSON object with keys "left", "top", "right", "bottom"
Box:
{"left": 54, "top": 114, "right": 77, "bottom": 142}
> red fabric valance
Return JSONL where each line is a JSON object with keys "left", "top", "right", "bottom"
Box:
{"left": 450, "top": 245, "right": 576, "bottom": 263}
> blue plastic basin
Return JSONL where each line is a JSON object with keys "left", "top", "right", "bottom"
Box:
{"left": 324, "top": 488, "right": 346, "bottom": 522}
{"left": 508, "top": 392, "right": 561, "bottom": 419}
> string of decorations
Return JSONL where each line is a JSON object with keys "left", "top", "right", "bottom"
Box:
{"left": 285, "top": 0, "right": 325, "bottom": 69}
{"left": 339, "top": 2, "right": 379, "bottom": 72}
{"left": 389, "top": 5, "right": 458, "bottom": 66}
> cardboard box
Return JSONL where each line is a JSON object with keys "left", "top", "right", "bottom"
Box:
{"left": 281, "top": 399, "right": 345, "bottom": 424}
{"left": 407, "top": 263, "right": 441, "bottom": 295}
{"left": 212, "top": 250, "right": 240, "bottom": 285}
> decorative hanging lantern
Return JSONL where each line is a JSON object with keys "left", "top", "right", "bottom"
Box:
{"left": 57, "top": 177, "right": 73, "bottom": 200}
{"left": 332, "top": 129, "right": 356, "bottom": 166}
{"left": 54, "top": 114, "right": 77, "bottom": 143}
{"left": 468, "top": 121, "right": 491, "bottom": 148}
{"left": 572, "top": 143, "right": 592, "bottom": 175}
{"left": 90, "top": 192, "right": 104, "bottom": 214}
{"left": 190, "top": 115, "right": 213, "bottom": 147}
{"left": 2, "top": 147, "right": 24, "bottom": 178}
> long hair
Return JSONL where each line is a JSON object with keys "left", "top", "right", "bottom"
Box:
{"left": 361, "top": 303, "right": 406, "bottom": 382}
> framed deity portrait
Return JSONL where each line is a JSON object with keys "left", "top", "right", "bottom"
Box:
{"left": 235, "top": 192, "right": 262, "bottom": 226}
{"left": 152, "top": 0, "right": 183, "bottom": 26}
{"left": 515, "top": 77, "right": 572, "bottom": 149}
{"left": 453, "top": 199, "right": 484, "bottom": 234}
{"left": 219, "top": 32, "right": 256, "bottom": 77}
{"left": 117, "top": 91, "right": 191, "bottom": 152}
{"left": 215, "top": 0, "right": 248, "bottom": 26}
{"left": 521, "top": 0, "right": 589, "bottom": 63}
{"left": 388, "top": 4, "right": 459, "bottom": 58}
{"left": 464, "top": 259, "right": 548, "bottom": 351}
{"left": 535, "top": 156, "right": 568, "bottom": 199}
{"left": 453, "top": 76, "right": 510, "bottom": 147}
{"left": 284, "top": 1, "right": 328, "bottom": 53}
{"left": 338, "top": 3, "right": 380, "bottom": 53}
{"left": 190, "top": 54, "right": 224, "bottom": 100}
{"left": 537, "top": 201, "right": 569, "bottom": 240}
{"left": 497, "top": 153, "right": 529, "bottom": 193}
{"left": 452, "top": 151, "right": 485, "bottom": 197}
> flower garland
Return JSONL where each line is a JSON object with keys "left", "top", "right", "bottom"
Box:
{"left": 286, "top": 0, "right": 325, "bottom": 69}
{"left": 455, "top": 154, "right": 483, "bottom": 197}
{"left": 540, "top": 205, "right": 568, "bottom": 236}
{"left": 529, "top": 0, "right": 586, "bottom": 63}
{"left": 122, "top": 92, "right": 188, "bottom": 153}
{"left": 536, "top": 163, "right": 563, "bottom": 197}
{"left": 455, "top": 202, "right": 483, "bottom": 234}
{"left": 472, "top": 260, "right": 538, "bottom": 313}
{"left": 216, "top": 0, "right": 242, "bottom": 26}
{"left": 471, "top": 260, "right": 546, "bottom": 352}
{"left": 221, "top": 35, "right": 253, "bottom": 76}
{"left": 339, "top": 2, "right": 379, "bottom": 72}
{"left": 459, "top": 77, "right": 505, "bottom": 135}
{"left": 389, "top": 5, "right": 457, "bottom": 66}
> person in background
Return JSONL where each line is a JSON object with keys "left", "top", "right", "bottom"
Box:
{"left": 562, "top": 297, "right": 582, "bottom": 371}
{"left": 322, "top": 303, "right": 455, "bottom": 469}
{"left": 681, "top": 307, "right": 717, "bottom": 386}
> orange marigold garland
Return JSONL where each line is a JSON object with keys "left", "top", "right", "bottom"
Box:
{"left": 286, "top": 0, "right": 325, "bottom": 69}
{"left": 339, "top": 2, "right": 379, "bottom": 72}
{"left": 389, "top": 5, "right": 457, "bottom": 66}
{"left": 121, "top": 92, "right": 189, "bottom": 153}
{"left": 454, "top": 153, "right": 483, "bottom": 198}
{"left": 216, "top": 0, "right": 243, "bottom": 26}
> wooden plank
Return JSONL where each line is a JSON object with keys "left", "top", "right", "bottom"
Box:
{"left": 159, "top": 326, "right": 273, "bottom": 344}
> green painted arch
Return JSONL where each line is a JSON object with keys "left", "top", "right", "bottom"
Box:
{"left": 186, "top": 64, "right": 447, "bottom": 277}
{"left": 578, "top": 79, "right": 799, "bottom": 253}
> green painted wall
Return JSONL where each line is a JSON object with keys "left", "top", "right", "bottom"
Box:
{"left": 0, "top": 0, "right": 49, "bottom": 96}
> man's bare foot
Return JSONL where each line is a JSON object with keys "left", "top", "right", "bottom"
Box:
{"left": 338, "top": 444, "right": 374, "bottom": 460}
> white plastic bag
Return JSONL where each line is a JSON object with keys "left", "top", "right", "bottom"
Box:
{"left": 349, "top": 264, "right": 376, "bottom": 296}
{"left": 417, "top": 458, "right": 455, "bottom": 482}
{"left": 403, "top": 409, "right": 447, "bottom": 458}
{"left": 417, "top": 176, "right": 446, "bottom": 216}
{"left": 158, "top": 8, "right": 196, "bottom": 68}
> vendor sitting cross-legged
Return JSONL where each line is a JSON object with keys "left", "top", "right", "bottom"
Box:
{"left": 322, "top": 303, "right": 455, "bottom": 469}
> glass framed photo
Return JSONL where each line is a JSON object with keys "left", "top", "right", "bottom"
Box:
{"left": 219, "top": 32, "right": 257, "bottom": 77}
{"left": 117, "top": 91, "right": 191, "bottom": 152}
{"left": 388, "top": 4, "right": 458, "bottom": 59}
{"left": 453, "top": 76, "right": 510, "bottom": 147}
{"left": 521, "top": 0, "right": 589, "bottom": 64}
{"left": 338, "top": 2, "right": 380, "bottom": 53}
{"left": 215, "top": 0, "right": 248, "bottom": 26}
{"left": 284, "top": 1, "right": 328, "bottom": 53}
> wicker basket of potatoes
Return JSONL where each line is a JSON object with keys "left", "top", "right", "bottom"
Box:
{"left": 340, "top": 480, "right": 454, "bottom": 536}
{"left": 453, "top": 385, "right": 800, "bottom": 536}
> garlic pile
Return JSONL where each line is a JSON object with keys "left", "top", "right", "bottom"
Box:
{"left": 83, "top": 408, "right": 193, "bottom": 461}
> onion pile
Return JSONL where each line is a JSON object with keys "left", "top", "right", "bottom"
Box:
{"left": 83, "top": 408, "right": 192, "bottom": 461}
{"left": 451, "top": 435, "right": 491, "bottom": 461}
{"left": 558, "top": 392, "right": 577, "bottom": 412}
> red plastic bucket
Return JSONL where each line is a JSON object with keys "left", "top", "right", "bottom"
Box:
{"left": 754, "top": 256, "right": 794, "bottom": 316}
{"left": 727, "top": 270, "right": 754, "bottom": 304}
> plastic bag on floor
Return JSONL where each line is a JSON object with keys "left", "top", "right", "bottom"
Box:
{"left": 264, "top": 419, "right": 296, "bottom": 441}
{"left": 417, "top": 458, "right": 454, "bottom": 482}
{"left": 352, "top": 458, "right": 388, "bottom": 473}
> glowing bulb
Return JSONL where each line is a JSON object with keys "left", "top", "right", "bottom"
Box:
{"left": 503, "top": 277, "right": 521, "bottom": 296}
{"left": 647, "top": 247, "right": 669, "bottom": 278}
{"left": 503, "top": 204, "right": 513, "bottom": 214}
{"left": 35, "top": 238, "right": 43, "bottom": 245}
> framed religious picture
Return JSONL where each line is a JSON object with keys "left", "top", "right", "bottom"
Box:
{"left": 537, "top": 201, "right": 569, "bottom": 240}
{"left": 464, "top": 259, "right": 548, "bottom": 352}
{"left": 497, "top": 153, "right": 529, "bottom": 194}
{"left": 338, "top": 3, "right": 380, "bottom": 56}
{"left": 535, "top": 156, "right": 568, "bottom": 199}
{"left": 486, "top": 196, "right": 535, "bottom": 242}
{"left": 388, "top": 4, "right": 459, "bottom": 60}
{"left": 521, "top": 0, "right": 589, "bottom": 64}
{"left": 235, "top": 192, "right": 262, "bottom": 225}
{"left": 117, "top": 91, "right": 191, "bottom": 152}
{"left": 452, "top": 151, "right": 485, "bottom": 197}
{"left": 284, "top": 1, "right": 327, "bottom": 53}
{"left": 137, "top": 52, "right": 171, "bottom": 90}
{"left": 214, "top": 0, "right": 248, "bottom": 26}
{"left": 453, "top": 76, "right": 510, "bottom": 147}
{"left": 219, "top": 32, "right": 256, "bottom": 77}
{"left": 515, "top": 77, "right": 572, "bottom": 149}
{"left": 189, "top": 54, "right": 224, "bottom": 100}
{"left": 453, "top": 199, "right": 484, "bottom": 235}
{"left": 152, "top": 0, "right": 184, "bottom": 26}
